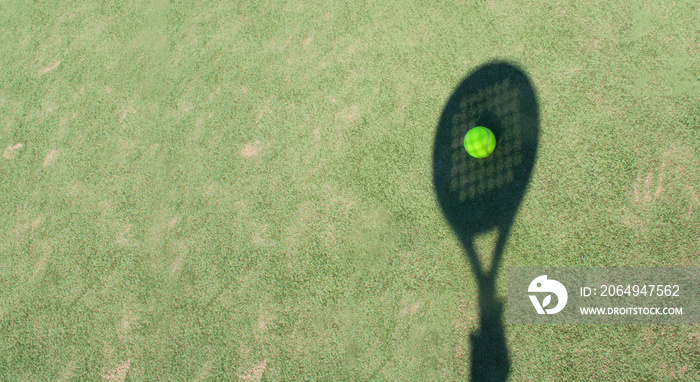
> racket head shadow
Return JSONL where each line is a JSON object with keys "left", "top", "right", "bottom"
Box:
{"left": 433, "top": 62, "right": 540, "bottom": 246}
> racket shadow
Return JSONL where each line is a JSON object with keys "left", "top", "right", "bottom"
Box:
{"left": 433, "top": 61, "right": 540, "bottom": 381}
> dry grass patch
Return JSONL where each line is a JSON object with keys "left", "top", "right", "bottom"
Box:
{"left": 43, "top": 149, "right": 60, "bottom": 167}
{"left": 242, "top": 141, "right": 263, "bottom": 158}
{"left": 194, "top": 360, "right": 214, "bottom": 381}
{"left": 334, "top": 105, "right": 360, "bottom": 125}
{"left": 239, "top": 359, "right": 267, "bottom": 382}
{"left": 38, "top": 60, "right": 61, "bottom": 75}
{"left": 103, "top": 359, "right": 131, "bottom": 382}
{"left": 3, "top": 143, "right": 23, "bottom": 159}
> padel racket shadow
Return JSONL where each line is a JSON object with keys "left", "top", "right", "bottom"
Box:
{"left": 433, "top": 62, "right": 539, "bottom": 381}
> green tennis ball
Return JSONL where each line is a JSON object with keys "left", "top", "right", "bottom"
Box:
{"left": 464, "top": 126, "right": 496, "bottom": 158}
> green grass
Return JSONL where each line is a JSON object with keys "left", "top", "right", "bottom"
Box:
{"left": 1, "top": 0, "right": 699, "bottom": 380}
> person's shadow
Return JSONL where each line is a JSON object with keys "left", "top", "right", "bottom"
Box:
{"left": 432, "top": 62, "right": 540, "bottom": 381}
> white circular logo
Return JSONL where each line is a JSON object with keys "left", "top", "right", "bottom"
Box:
{"left": 528, "top": 275, "right": 568, "bottom": 314}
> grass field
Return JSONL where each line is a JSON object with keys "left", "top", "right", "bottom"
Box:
{"left": 1, "top": 1, "right": 699, "bottom": 380}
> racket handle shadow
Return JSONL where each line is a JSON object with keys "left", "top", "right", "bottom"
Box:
{"left": 461, "top": 228, "right": 511, "bottom": 382}
{"left": 469, "top": 294, "right": 509, "bottom": 382}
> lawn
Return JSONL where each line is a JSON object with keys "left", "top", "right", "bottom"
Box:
{"left": 1, "top": 0, "right": 699, "bottom": 380}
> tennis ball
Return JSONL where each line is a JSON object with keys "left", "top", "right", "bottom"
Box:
{"left": 464, "top": 126, "right": 496, "bottom": 158}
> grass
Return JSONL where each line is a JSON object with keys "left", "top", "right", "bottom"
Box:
{"left": 1, "top": 0, "right": 699, "bottom": 380}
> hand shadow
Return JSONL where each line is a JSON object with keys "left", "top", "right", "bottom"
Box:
{"left": 432, "top": 61, "right": 540, "bottom": 381}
